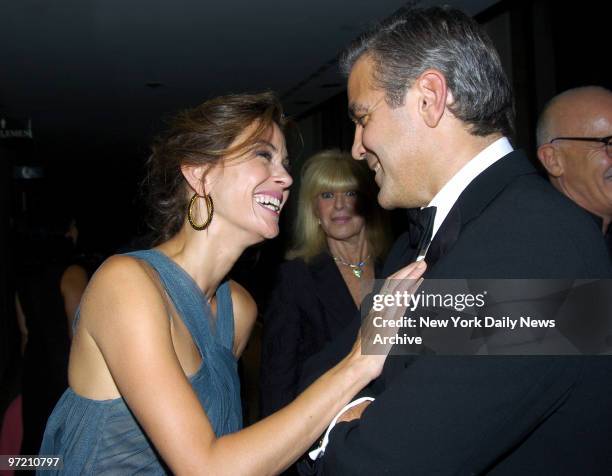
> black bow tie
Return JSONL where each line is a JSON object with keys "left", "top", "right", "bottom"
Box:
{"left": 406, "top": 206, "right": 437, "bottom": 255}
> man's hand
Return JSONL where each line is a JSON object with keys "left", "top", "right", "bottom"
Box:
{"left": 337, "top": 400, "right": 371, "bottom": 423}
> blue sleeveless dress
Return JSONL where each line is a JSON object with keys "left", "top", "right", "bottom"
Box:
{"left": 38, "top": 249, "right": 243, "bottom": 475}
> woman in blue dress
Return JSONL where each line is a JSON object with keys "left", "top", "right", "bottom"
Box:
{"left": 39, "top": 92, "right": 425, "bottom": 475}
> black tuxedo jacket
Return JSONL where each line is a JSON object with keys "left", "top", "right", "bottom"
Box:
{"left": 260, "top": 253, "right": 372, "bottom": 417}
{"left": 316, "top": 151, "right": 612, "bottom": 475}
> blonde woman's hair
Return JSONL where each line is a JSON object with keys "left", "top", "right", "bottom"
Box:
{"left": 287, "top": 149, "right": 391, "bottom": 262}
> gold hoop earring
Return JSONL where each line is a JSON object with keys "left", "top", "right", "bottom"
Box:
{"left": 188, "top": 193, "right": 214, "bottom": 231}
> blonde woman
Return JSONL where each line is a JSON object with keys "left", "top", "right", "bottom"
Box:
{"left": 261, "top": 150, "right": 392, "bottom": 417}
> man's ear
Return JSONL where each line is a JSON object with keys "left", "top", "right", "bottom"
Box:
{"left": 537, "top": 144, "right": 564, "bottom": 177}
{"left": 415, "top": 69, "right": 448, "bottom": 128}
{"left": 181, "top": 163, "right": 214, "bottom": 195}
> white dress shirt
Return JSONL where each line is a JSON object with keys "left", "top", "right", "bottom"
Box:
{"left": 428, "top": 137, "right": 514, "bottom": 242}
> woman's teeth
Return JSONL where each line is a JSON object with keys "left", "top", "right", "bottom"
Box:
{"left": 254, "top": 194, "right": 281, "bottom": 212}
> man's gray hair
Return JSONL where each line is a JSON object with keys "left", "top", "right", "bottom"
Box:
{"left": 340, "top": 6, "right": 515, "bottom": 138}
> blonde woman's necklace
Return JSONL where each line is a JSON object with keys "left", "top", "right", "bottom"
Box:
{"left": 333, "top": 254, "right": 370, "bottom": 278}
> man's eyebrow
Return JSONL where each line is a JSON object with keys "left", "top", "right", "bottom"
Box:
{"left": 254, "top": 140, "right": 277, "bottom": 152}
{"left": 348, "top": 103, "right": 369, "bottom": 119}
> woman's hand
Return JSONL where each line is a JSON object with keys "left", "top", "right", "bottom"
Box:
{"left": 349, "top": 260, "right": 427, "bottom": 381}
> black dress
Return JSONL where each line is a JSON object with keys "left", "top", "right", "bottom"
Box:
{"left": 260, "top": 252, "right": 380, "bottom": 417}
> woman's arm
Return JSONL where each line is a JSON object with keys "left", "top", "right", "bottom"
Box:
{"left": 60, "top": 264, "right": 89, "bottom": 338}
{"left": 80, "top": 255, "right": 425, "bottom": 476}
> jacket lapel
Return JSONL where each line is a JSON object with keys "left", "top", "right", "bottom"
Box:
{"left": 384, "top": 150, "right": 538, "bottom": 276}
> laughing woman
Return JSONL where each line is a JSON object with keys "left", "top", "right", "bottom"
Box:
{"left": 38, "top": 92, "right": 425, "bottom": 475}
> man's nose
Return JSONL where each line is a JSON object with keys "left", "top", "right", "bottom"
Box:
{"left": 352, "top": 126, "right": 366, "bottom": 160}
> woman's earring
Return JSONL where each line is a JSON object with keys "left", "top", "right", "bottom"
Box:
{"left": 188, "top": 193, "right": 214, "bottom": 230}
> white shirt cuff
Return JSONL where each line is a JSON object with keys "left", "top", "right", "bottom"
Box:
{"left": 308, "top": 396, "right": 375, "bottom": 460}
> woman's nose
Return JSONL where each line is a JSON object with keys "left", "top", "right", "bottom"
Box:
{"left": 334, "top": 194, "right": 346, "bottom": 209}
{"left": 275, "top": 165, "right": 293, "bottom": 189}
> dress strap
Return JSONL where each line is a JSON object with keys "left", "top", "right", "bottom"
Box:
{"left": 72, "top": 250, "right": 235, "bottom": 357}
{"left": 124, "top": 249, "right": 235, "bottom": 357}
{"left": 72, "top": 308, "right": 82, "bottom": 333}
{"left": 214, "top": 280, "right": 235, "bottom": 353}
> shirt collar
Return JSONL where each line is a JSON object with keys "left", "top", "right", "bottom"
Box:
{"left": 427, "top": 137, "right": 514, "bottom": 240}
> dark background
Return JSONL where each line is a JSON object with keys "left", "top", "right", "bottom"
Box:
{"left": 1, "top": 0, "right": 609, "bottom": 420}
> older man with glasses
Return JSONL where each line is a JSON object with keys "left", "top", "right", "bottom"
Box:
{"left": 537, "top": 86, "right": 612, "bottom": 254}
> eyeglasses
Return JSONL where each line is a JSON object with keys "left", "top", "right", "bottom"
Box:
{"left": 549, "top": 135, "right": 612, "bottom": 157}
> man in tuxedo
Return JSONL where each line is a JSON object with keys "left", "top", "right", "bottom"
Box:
{"left": 311, "top": 7, "right": 612, "bottom": 475}
{"left": 536, "top": 86, "right": 612, "bottom": 256}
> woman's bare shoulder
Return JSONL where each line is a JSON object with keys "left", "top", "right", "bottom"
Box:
{"left": 61, "top": 263, "right": 88, "bottom": 282}
{"left": 228, "top": 280, "right": 257, "bottom": 357}
{"left": 228, "top": 280, "right": 256, "bottom": 316}
{"left": 80, "top": 255, "right": 169, "bottom": 334}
